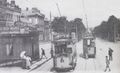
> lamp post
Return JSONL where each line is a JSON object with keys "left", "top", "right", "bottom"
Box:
{"left": 49, "top": 12, "right": 54, "bottom": 58}
{"left": 114, "top": 22, "right": 116, "bottom": 42}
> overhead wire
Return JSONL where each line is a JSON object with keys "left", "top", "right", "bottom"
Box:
{"left": 82, "top": 0, "right": 89, "bottom": 30}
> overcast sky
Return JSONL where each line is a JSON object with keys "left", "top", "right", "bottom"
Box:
{"left": 8, "top": 0, "right": 120, "bottom": 28}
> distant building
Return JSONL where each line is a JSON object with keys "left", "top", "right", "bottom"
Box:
{"left": 21, "top": 8, "right": 45, "bottom": 26}
{"left": 21, "top": 8, "right": 46, "bottom": 41}
{"left": 21, "top": 8, "right": 50, "bottom": 41}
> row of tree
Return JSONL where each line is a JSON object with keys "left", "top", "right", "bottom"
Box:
{"left": 51, "top": 16, "right": 86, "bottom": 40}
{"left": 93, "top": 15, "right": 120, "bottom": 42}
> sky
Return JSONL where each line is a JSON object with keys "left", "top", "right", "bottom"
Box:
{"left": 8, "top": 0, "right": 120, "bottom": 28}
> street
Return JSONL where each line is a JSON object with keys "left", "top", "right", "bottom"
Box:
{"left": 0, "top": 0, "right": 120, "bottom": 73}
{"left": 0, "top": 38, "right": 119, "bottom": 73}
{"left": 28, "top": 38, "right": 120, "bottom": 73}
{"left": 29, "top": 59, "right": 53, "bottom": 73}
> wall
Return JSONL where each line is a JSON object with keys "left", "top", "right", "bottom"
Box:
{"left": 0, "top": 34, "right": 39, "bottom": 63}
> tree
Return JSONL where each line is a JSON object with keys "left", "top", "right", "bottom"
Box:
{"left": 68, "top": 18, "right": 86, "bottom": 40}
{"left": 51, "top": 16, "right": 68, "bottom": 33}
{"left": 93, "top": 15, "right": 120, "bottom": 42}
{"left": 51, "top": 17, "right": 86, "bottom": 40}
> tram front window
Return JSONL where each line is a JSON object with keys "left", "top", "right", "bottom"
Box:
{"left": 55, "top": 44, "right": 66, "bottom": 54}
{"left": 65, "top": 48, "right": 72, "bottom": 54}
{"left": 55, "top": 46, "right": 62, "bottom": 54}
{"left": 55, "top": 44, "right": 72, "bottom": 55}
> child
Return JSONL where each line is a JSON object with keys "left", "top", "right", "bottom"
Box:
{"left": 104, "top": 56, "right": 111, "bottom": 72}
{"left": 25, "top": 56, "right": 32, "bottom": 69}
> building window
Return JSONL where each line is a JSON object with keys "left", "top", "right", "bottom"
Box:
{"left": 87, "top": 39, "right": 90, "bottom": 46}
{"left": 0, "top": 1, "right": 2, "bottom": 5}
{"left": 39, "top": 34, "right": 44, "bottom": 41}
{"left": 6, "top": 43, "right": 14, "bottom": 56}
{"left": 29, "top": 18, "right": 32, "bottom": 23}
{"left": 34, "top": 18, "right": 38, "bottom": 24}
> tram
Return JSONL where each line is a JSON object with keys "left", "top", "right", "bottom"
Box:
{"left": 52, "top": 38, "right": 77, "bottom": 72}
{"left": 83, "top": 35, "right": 96, "bottom": 59}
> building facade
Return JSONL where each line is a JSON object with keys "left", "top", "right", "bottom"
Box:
{"left": 0, "top": 29, "right": 40, "bottom": 67}
{"left": 21, "top": 8, "right": 50, "bottom": 41}
{"left": 0, "top": 0, "right": 40, "bottom": 67}
{"left": 0, "top": 0, "right": 21, "bottom": 27}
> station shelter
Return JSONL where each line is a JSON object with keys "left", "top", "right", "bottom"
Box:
{"left": 0, "top": 26, "right": 40, "bottom": 67}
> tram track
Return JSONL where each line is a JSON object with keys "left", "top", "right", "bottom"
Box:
{"left": 93, "top": 59, "right": 97, "bottom": 71}
{"left": 84, "top": 58, "right": 97, "bottom": 71}
{"left": 84, "top": 59, "right": 87, "bottom": 71}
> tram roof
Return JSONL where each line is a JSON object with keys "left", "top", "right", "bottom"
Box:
{"left": 83, "top": 36, "right": 95, "bottom": 39}
{"left": 52, "top": 38, "right": 73, "bottom": 43}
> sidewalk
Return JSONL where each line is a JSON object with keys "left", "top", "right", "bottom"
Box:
{"left": 39, "top": 42, "right": 52, "bottom": 59}
{"left": 29, "top": 58, "right": 52, "bottom": 71}
{"left": 0, "top": 41, "right": 52, "bottom": 73}
{"left": 0, "top": 58, "right": 52, "bottom": 73}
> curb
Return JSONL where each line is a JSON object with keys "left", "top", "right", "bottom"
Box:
{"left": 39, "top": 41, "right": 51, "bottom": 44}
{"left": 29, "top": 58, "right": 52, "bottom": 72}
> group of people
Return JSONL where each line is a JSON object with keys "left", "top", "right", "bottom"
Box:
{"left": 104, "top": 48, "right": 113, "bottom": 72}
{"left": 20, "top": 48, "right": 48, "bottom": 70}
{"left": 20, "top": 51, "right": 32, "bottom": 69}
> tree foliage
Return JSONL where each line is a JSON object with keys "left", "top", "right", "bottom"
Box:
{"left": 94, "top": 15, "right": 120, "bottom": 42}
{"left": 51, "top": 17, "right": 86, "bottom": 40}
{"left": 51, "top": 16, "right": 67, "bottom": 33}
{"left": 51, "top": 17, "right": 86, "bottom": 34}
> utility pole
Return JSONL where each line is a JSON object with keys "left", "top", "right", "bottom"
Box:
{"left": 82, "top": 0, "right": 88, "bottom": 30}
{"left": 114, "top": 23, "right": 116, "bottom": 42}
{"left": 49, "top": 12, "right": 55, "bottom": 66}
{"left": 50, "top": 12, "right": 52, "bottom": 41}
{"left": 64, "top": 18, "right": 67, "bottom": 37}
{"left": 49, "top": 12, "right": 53, "bottom": 48}
{"left": 76, "top": 23, "right": 78, "bottom": 42}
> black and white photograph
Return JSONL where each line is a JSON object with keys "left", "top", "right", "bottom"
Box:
{"left": 0, "top": 0, "right": 120, "bottom": 73}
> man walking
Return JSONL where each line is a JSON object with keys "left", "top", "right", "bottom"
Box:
{"left": 108, "top": 48, "right": 113, "bottom": 61}
{"left": 104, "top": 56, "right": 111, "bottom": 72}
{"left": 41, "top": 48, "right": 47, "bottom": 59}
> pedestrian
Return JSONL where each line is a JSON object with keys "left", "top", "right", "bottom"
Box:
{"left": 104, "top": 56, "right": 111, "bottom": 72}
{"left": 41, "top": 48, "right": 47, "bottom": 59}
{"left": 20, "top": 51, "right": 26, "bottom": 69}
{"left": 50, "top": 49, "right": 53, "bottom": 58}
{"left": 20, "top": 51, "right": 32, "bottom": 69}
{"left": 108, "top": 48, "right": 113, "bottom": 61}
{"left": 25, "top": 56, "right": 32, "bottom": 69}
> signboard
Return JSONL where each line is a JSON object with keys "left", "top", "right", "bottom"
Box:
{"left": 0, "top": 27, "right": 20, "bottom": 31}
{"left": 0, "top": 26, "right": 30, "bottom": 34}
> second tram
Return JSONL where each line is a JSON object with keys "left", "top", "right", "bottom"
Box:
{"left": 83, "top": 36, "right": 96, "bottom": 59}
